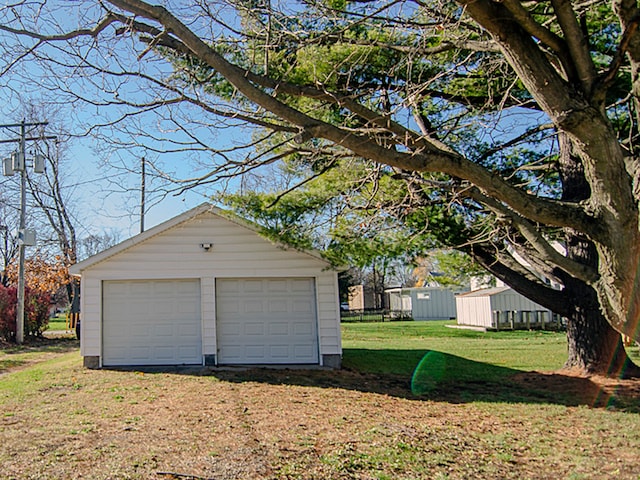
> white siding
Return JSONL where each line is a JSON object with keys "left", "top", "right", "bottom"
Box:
{"left": 79, "top": 276, "right": 101, "bottom": 357}
{"left": 456, "top": 287, "right": 552, "bottom": 328}
{"left": 490, "top": 291, "right": 548, "bottom": 312}
{"left": 77, "top": 209, "right": 341, "bottom": 364}
{"left": 456, "top": 295, "right": 493, "bottom": 328}
{"left": 317, "top": 276, "right": 341, "bottom": 355}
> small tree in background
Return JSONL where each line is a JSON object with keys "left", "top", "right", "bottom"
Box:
{"left": 6, "top": 255, "right": 70, "bottom": 296}
{"left": 1, "top": 255, "right": 68, "bottom": 341}
{"left": 24, "top": 287, "right": 51, "bottom": 337}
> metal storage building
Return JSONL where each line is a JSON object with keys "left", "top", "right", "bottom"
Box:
{"left": 386, "top": 287, "right": 457, "bottom": 320}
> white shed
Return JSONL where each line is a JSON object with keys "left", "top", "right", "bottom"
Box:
{"left": 386, "top": 287, "right": 457, "bottom": 320}
{"left": 455, "top": 286, "right": 556, "bottom": 330}
{"left": 69, "top": 204, "right": 342, "bottom": 369}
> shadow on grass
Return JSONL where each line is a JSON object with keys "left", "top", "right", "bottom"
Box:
{"left": 0, "top": 337, "right": 78, "bottom": 376}
{"left": 0, "top": 336, "right": 79, "bottom": 355}
{"left": 0, "top": 358, "right": 28, "bottom": 372}
{"left": 126, "top": 348, "right": 640, "bottom": 411}
{"left": 209, "top": 349, "right": 578, "bottom": 406}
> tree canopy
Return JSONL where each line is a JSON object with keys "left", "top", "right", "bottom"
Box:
{"left": 1, "top": 0, "right": 640, "bottom": 346}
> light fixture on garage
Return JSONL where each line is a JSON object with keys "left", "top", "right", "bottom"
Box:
{"left": 200, "top": 242, "right": 213, "bottom": 251}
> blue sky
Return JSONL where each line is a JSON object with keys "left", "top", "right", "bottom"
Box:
{"left": 0, "top": 2, "right": 255, "bottom": 240}
{"left": 0, "top": 111, "right": 226, "bottom": 240}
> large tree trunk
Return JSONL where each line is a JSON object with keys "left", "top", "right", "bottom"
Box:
{"left": 559, "top": 133, "right": 639, "bottom": 377}
{"left": 563, "top": 276, "right": 640, "bottom": 377}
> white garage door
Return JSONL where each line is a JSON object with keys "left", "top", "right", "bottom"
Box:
{"left": 216, "top": 278, "right": 319, "bottom": 364}
{"left": 102, "top": 279, "right": 202, "bottom": 366}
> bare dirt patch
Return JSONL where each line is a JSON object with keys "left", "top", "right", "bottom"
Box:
{"left": 1, "top": 343, "right": 639, "bottom": 479}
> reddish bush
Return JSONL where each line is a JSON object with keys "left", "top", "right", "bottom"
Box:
{"left": 0, "top": 285, "right": 50, "bottom": 341}
{"left": 0, "top": 285, "right": 17, "bottom": 341}
{"left": 26, "top": 288, "right": 51, "bottom": 337}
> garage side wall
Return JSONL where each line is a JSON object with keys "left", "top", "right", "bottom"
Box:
{"left": 79, "top": 276, "right": 101, "bottom": 360}
{"left": 78, "top": 212, "right": 341, "bottom": 367}
{"left": 316, "top": 273, "right": 342, "bottom": 361}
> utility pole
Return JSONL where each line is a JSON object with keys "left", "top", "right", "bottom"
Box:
{"left": 1, "top": 120, "right": 54, "bottom": 344}
{"left": 16, "top": 121, "right": 28, "bottom": 345}
{"left": 140, "top": 156, "right": 146, "bottom": 234}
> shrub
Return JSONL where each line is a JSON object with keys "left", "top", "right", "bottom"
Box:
{"left": 0, "top": 285, "right": 17, "bottom": 341}
{"left": 0, "top": 285, "right": 51, "bottom": 341}
{"left": 26, "top": 288, "right": 51, "bottom": 337}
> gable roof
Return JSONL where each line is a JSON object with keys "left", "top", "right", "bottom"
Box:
{"left": 456, "top": 286, "right": 512, "bottom": 298}
{"left": 69, "top": 203, "right": 331, "bottom": 275}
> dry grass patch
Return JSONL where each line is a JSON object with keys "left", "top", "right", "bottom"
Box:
{"left": 1, "top": 343, "right": 640, "bottom": 479}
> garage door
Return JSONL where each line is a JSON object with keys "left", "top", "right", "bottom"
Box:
{"left": 102, "top": 279, "right": 202, "bottom": 366}
{"left": 216, "top": 278, "right": 319, "bottom": 364}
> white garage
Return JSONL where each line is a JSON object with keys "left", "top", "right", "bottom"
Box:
{"left": 69, "top": 204, "right": 342, "bottom": 369}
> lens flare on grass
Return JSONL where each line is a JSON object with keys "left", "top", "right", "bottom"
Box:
{"left": 594, "top": 388, "right": 618, "bottom": 409}
{"left": 411, "top": 350, "right": 447, "bottom": 396}
{"left": 587, "top": 344, "right": 636, "bottom": 409}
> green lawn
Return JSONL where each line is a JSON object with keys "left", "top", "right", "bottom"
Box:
{"left": 46, "top": 314, "right": 72, "bottom": 331}
{"left": 341, "top": 320, "right": 639, "bottom": 404}
{"left": 342, "top": 320, "right": 568, "bottom": 374}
